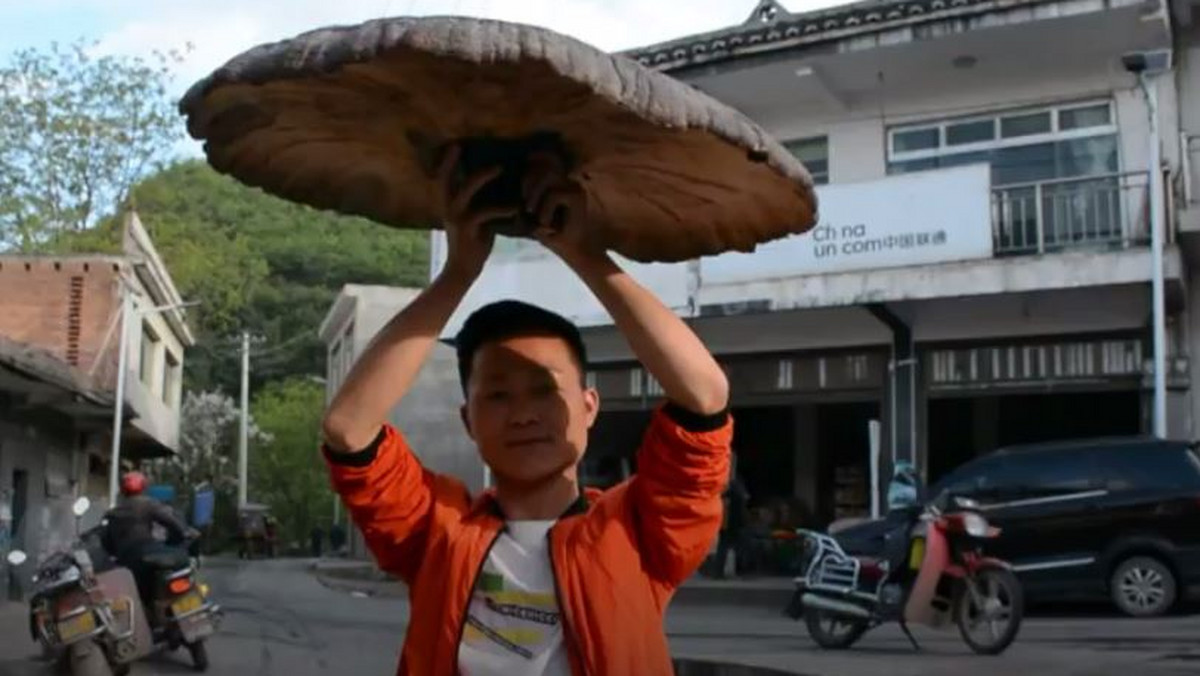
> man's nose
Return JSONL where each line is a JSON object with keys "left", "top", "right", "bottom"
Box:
{"left": 508, "top": 397, "right": 541, "bottom": 425}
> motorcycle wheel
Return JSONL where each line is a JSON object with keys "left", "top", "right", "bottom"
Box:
{"left": 954, "top": 567, "right": 1024, "bottom": 656}
{"left": 803, "top": 608, "right": 868, "bottom": 649}
{"left": 187, "top": 640, "right": 210, "bottom": 671}
{"left": 65, "top": 642, "right": 113, "bottom": 676}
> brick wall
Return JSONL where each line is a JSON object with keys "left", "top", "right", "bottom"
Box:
{"left": 0, "top": 258, "right": 122, "bottom": 389}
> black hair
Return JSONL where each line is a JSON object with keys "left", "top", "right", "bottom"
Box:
{"left": 453, "top": 300, "right": 588, "bottom": 393}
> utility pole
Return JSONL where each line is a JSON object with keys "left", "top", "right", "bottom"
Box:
{"left": 238, "top": 331, "right": 250, "bottom": 509}
{"left": 108, "top": 283, "right": 134, "bottom": 508}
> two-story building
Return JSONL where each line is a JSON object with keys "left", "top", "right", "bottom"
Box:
{"left": 428, "top": 0, "right": 1200, "bottom": 525}
{"left": 0, "top": 210, "right": 194, "bottom": 552}
{"left": 319, "top": 283, "right": 488, "bottom": 558}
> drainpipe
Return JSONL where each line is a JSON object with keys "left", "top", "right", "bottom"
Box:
{"left": 1138, "top": 72, "right": 1168, "bottom": 438}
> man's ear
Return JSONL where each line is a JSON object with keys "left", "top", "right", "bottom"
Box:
{"left": 460, "top": 404, "right": 475, "bottom": 440}
{"left": 583, "top": 387, "right": 601, "bottom": 429}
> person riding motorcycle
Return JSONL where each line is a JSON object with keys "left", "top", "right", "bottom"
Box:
{"left": 866, "top": 461, "right": 925, "bottom": 590}
{"left": 101, "top": 472, "right": 198, "bottom": 612}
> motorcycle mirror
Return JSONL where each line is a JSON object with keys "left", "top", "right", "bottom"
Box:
{"left": 6, "top": 550, "right": 27, "bottom": 566}
{"left": 954, "top": 496, "right": 981, "bottom": 510}
{"left": 72, "top": 497, "right": 91, "bottom": 517}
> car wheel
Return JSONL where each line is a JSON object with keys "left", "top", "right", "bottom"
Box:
{"left": 1110, "top": 556, "right": 1177, "bottom": 617}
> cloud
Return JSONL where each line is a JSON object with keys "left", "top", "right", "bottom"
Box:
{"left": 88, "top": 0, "right": 776, "bottom": 90}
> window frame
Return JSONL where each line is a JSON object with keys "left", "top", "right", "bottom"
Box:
{"left": 887, "top": 100, "right": 1116, "bottom": 166}
{"left": 783, "top": 135, "right": 830, "bottom": 185}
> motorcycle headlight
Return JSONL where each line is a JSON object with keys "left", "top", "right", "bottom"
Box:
{"left": 962, "top": 513, "right": 989, "bottom": 537}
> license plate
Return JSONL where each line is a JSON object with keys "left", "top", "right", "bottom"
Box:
{"left": 908, "top": 537, "right": 926, "bottom": 570}
{"left": 57, "top": 611, "right": 96, "bottom": 642}
{"left": 171, "top": 592, "right": 203, "bottom": 616}
{"left": 179, "top": 615, "right": 215, "bottom": 642}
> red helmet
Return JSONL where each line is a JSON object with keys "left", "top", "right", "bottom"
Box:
{"left": 120, "top": 471, "right": 146, "bottom": 496}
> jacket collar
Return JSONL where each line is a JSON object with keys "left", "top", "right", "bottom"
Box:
{"left": 469, "top": 487, "right": 594, "bottom": 521}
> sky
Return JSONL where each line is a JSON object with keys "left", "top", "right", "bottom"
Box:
{"left": 0, "top": 0, "right": 841, "bottom": 93}
{"left": 0, "top": 0, "right": 841, "bottom": 158}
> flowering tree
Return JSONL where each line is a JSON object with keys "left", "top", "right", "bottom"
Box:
{"left": 147, "top": 390, "right": 271, "bottom": 535}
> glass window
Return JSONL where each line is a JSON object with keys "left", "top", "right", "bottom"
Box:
{"left": 1056, "top": 135, "right": 1119, "bottom": 178}
{"left": 893, "top": 128, "right": 940, "bottom": 153}
{"left": 139, "top": 323, "right": 159, "bottom": 386}
{"left": 162, "top": 352, "right": 180, "bottom": 406}
{"left": 785, "top": 136, "right": 829, "bottom": 185}
{"left": 973, "top": 456, "right": 1035, "bottom": 502}
{"left": 329, "top": 340, "right": 342, "bottom": 391}
{"left": 990, "top": 143, "right": 1057, "bottom": 185}
{"left": 946, "top": 119, "right": 995, "bottom": 146}
{"left": 1022, "top": 451, "right": 1098, "bottom": 497}
{"left": 1095, "top": 446, "right": 1200, "bottom": 491}
{"left": 935, "top": 455, "right": 1004, "bottom": 498}
{"left": 1001, "top": 112, "right": 1051, "bottom": 138}
{"left": 1059, "top": 104, "right": 1111, "bottom": 131}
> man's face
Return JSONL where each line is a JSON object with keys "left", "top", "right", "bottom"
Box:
{"left": 462, "top": 333, "right": 599, "bottom": 486}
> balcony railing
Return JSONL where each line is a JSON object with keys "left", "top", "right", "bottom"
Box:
{"left": 991, "top": 172, "right": 1149, "bottom": 256}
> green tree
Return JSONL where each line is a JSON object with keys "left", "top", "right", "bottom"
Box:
{"left": 0, "top": 40, "right": 184, "bottom": 251}
{"left": 42, "top": 159, "right": 430, "bottom": 392}
{"left": 249, "top": 377, "right": 331, "bottom": 550}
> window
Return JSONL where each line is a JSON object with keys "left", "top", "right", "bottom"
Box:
{"left": 629, "top": 369, "right": 642, "bottom": 397}
{"left": 328, "top": 339, "right": 342, "bottom": 392}
{"left": 1095, "top": 446, "right": 1200, "bottom": 491}
{"left": 139, "top": 323, "right": 159, "bottom": 386}
{"left": 892, "top": 128, "right": 939, "bottom": 153}
{"left": 1058, "top": 103, "right": 1111, "bottom": 131}
{"left": 784, "top": 136, "right": 829, "bottom": 185}
{"left": 341, "top": 322, "right": 355, "bottom": 384}
{"left": 1021, "top": 451, "right": 1098, "bottom": 497}
{"left": 1000, "top": 111, "right": 1051, "bottom": 139}
{"left": 162, "top": 352, "right": 180, "bottom": 407}
{"left": 887, "top": 100, "right": 1118, "bottom": 187}
{"left": 946, "top": 119, "right": 995, "bottom": 146}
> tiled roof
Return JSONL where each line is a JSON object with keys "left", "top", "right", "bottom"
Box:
{"left": 623, "top": 0, "right": 1036, "bottom": 71}
{"left": 0, "top": 335, "right": 111, "bottom": 407}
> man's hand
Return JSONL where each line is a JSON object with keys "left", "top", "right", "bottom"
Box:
{"left": 437, "top": 144, "right": 517, "bottom": 280}
{"left": 521, "top": 155, "right": 728, "bottom": 416}
{"left": 522, "top": 152, "right": 604, "bottom": 268}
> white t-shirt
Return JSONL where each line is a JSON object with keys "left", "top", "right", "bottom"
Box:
{"left": 458, "top": 520, "right": 570, "bottom": 676}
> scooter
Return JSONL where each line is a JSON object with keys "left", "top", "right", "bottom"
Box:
{"left": 784, "top": 491, "right": 1023, "bottom": 655}
{"left": 6, "top": 497, "right": 220, "bottom": 675}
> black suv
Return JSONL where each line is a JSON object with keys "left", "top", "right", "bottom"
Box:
{"left": 923, "top": 437, "right": 1200, "bottom": 616}
{"left": 836, "top": 437, "right": 1200, "bottom": 616}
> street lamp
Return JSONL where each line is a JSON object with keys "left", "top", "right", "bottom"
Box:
{"left": 107, "top": 280, "right": 201, "bottom": 507}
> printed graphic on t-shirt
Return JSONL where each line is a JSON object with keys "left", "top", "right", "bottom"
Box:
{"left": 463, "top": 565, "right": 560, "bottom": 659}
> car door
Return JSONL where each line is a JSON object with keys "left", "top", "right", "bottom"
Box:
{"left": 982, "top": 450, "right": 1104, "bottom": 596}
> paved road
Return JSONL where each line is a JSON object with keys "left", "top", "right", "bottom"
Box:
{"left": 2, "top": 557, "right": 1198, "bottom": 675}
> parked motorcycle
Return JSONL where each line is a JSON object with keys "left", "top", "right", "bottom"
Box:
{"left": 6, "top": 497, "right": 221, "bottom": 675}
{"left": 784, "top": 491, "right": 1023, "bottom": 655}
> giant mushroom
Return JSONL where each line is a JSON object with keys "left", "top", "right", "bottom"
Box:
{"left": 180, "top": 16, "right": 817, "bottom": 263}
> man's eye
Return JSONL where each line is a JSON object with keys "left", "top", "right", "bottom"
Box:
{"left": 485, "top": 390, "right": 509, "bottom": 400}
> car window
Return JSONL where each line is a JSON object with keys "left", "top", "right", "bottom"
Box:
{"left": 974, "top": 455, "right": 1034, "bottom": 502}
{"left": 1020, "top": 450, "right": 1098, "bottom": 497}
{"left": 935, "top": 455, "right": 1003, "bottom": 498}
{"left": 1095, "top": 445, "right": 1200, "bottom": 491}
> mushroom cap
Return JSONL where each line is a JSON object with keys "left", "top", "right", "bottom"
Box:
{"left": 180, "top": 16, "right": 817, "bottom": 263}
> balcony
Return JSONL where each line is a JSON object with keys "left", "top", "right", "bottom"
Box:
{"left": 991, "top": 172, "right": 1150, "bottom": 256}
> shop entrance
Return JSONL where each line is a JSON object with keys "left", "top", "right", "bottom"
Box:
{"left": 926, "top": 389, "right": 1142, "bottom": 483}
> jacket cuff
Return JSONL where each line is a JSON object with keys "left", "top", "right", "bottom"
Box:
{"left": 323, "top": 427, "right": 386, "bottom": 468}
{"left": 662, "top": 401, "right": 730, "bottom": 433}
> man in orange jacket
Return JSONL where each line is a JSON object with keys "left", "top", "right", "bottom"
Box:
{"left": 321, "top": 147, "right": 733, "bottom": 676}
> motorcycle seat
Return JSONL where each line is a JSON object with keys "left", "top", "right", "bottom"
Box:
{"left": 142, "top": 550, "right": 190, "bottom": 570}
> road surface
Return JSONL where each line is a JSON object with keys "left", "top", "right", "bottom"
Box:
{"left": 1, "top": 557, "right": 1198, "bottom": 675}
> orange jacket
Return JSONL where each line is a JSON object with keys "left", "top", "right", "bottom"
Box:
{"left": 325, "top": 403, "right": 732, "bottom": 676}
